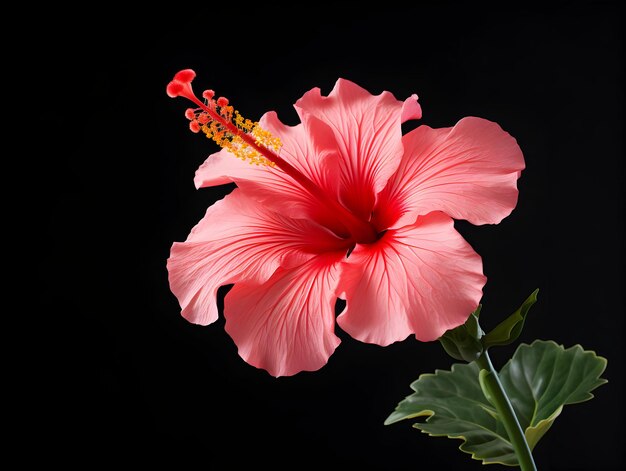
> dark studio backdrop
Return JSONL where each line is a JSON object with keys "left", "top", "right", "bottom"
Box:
{"left": 38, "top": 3, "right": 623, "bottom": 469}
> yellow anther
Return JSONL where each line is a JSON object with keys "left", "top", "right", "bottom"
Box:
{"left": 185, "top": 92, "right": 282, "bottom": 167}
{"left": 252, "top": 126, "right": 282, "bottom": 153}
{"left": 191, "top": 98, "right": 281, "bottom": 167}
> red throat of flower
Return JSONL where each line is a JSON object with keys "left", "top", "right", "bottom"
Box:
{"left": 167, "top": 69, "right": 379, "bottom": 244}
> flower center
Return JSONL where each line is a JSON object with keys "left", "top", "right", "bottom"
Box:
{"left": 167, "top": 69, "right": 378, "bottom": 245}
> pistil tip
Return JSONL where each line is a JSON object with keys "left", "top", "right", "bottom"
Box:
{"left": 166, "top": 69, "right": 197, "bottom": 98}
{"left": 174, "top": 69, "right": 196, "bottom": 82}
{"left": 166, "top": 81, "right": 184, "bottom": 98}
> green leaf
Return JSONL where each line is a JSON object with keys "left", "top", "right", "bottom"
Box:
{"left": 498, "top": 340, "right": 607, "bottom": 448}
{"left": 439, "top": 306, "right": 484, "bottom": 362}
{"left": 385, "top": 340, "right": 607, "bottom": 466}
{"left": 523, "top": 405, "right": 561, "bottom": 450}
{"left": 482, "top": 289, "right": 539, "bottom": 348}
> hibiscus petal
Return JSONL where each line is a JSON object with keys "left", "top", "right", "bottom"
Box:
{"left": 337, "top": 212, "right": 486, "bottom": 345}
{"left": 167, "top": 190, "right": 344, "bottom": 326}
{"left": 224, "top": 254, "right": 343, "bottom": 377}
{"left": 402, "top": 94, "right": 422, "bottom": 122}
{"left": 194, "top": 112, "right": 329, "bottom": 189}
{"left": 261, "top": 111, "right": 339, "bottom": 192}
{"left": 193, "top": 147, "right": 315, "bottom": 221}
{"left": 296, "top": 78, "right": 417, "bottom": 220}
{"left": 193, "top": 112, "right": 344, "bottom": 229}
{"left": 375, "top": 117, "right": 524, "bottom": 229}
{"left": 193, "top": 146, "right": 259, "bottom": 189}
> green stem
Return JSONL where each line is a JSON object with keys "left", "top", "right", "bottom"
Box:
{"left": 476, "top": 351, "right": 537, "bottom": 471}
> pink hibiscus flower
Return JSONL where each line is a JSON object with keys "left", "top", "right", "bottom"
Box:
{"left": 166, "top": 69, "right": 524, "bottom": 377}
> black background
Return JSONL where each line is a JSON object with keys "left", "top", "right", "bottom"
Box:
{"left": 39, "top": 3, "right": 623, "bottom": 469}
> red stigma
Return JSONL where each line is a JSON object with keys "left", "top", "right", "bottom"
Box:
{"left": 174, "top": 69, "right": 196, "bottom": 82}
{"left": 166, "top": 69, "right": 198, "bottom": 101}
{"left": 166, "top": 81, "right": 184, "bottom": 98}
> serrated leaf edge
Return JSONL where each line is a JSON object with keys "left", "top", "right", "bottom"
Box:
{"left": 385, "top": 365, "right": 516, "bottom": 466}
{"left": 411, "top": 419, "right": 516, "bottom": 466}
{"left": 514, "top": 339, "right": 609, "bottom": 394}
